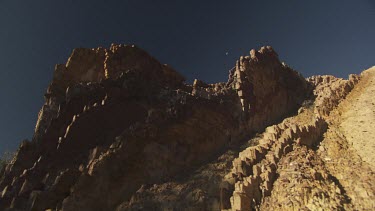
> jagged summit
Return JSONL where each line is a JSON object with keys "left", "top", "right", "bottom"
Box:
{"left": 36, "top": 44, "right": 185, "bottom": 142}
{"left": 48, "top": 44, "right": 185, "bottom": 99}
{"left": 0, "top": 45, "right": 372, "bottom": 211}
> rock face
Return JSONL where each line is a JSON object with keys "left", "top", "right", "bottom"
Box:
{"left": 307, "top": 74, "right": 359, "bottom": 117}
{"left": 0, "top": 45, "right": 310, "bottom": 211}
{"left": 0, "top": 44, "right": 372, "bottom": 211}
{"left": 225, "top": 69, "right": 366, "bottom": 211}
{"left": 229, "top": 117, "right": 328, "bottom": 210}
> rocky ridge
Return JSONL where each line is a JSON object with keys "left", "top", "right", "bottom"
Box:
{"left": 227, "top": 73, "right": 361, "bottom": 210}
{"left": 0, "top": 44, "right": 373, "bottom": 211}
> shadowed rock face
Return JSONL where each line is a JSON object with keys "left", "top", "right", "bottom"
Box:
{"left": 0, "top": 45, "right": 310, "bottom": 211}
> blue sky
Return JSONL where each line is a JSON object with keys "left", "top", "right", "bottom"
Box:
{"left": 0, "top": 0, "right": 375, "bottom": 154}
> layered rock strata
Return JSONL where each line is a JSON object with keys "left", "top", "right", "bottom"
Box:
{"left": 225, "top": 71, "right": 363, "bottom": 210}
{"left": 228, "top": 117, "right": 328, "bottom": 211}
{"left": 0, "top": 45, "right": 309, "bottom": 211}
{"left": 316, "top": 68, "right": 375, "bottom": 210}
{"left": 121, "top": 70, "right": 366, "bottom": 211}
{"left": 307, "top": 74, "right": 359, "bottom": 117}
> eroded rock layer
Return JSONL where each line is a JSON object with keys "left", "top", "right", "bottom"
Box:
{"left": 121, "top": 69, "right": 373, "bottom": 211}
{"left": 0, "top": 45, "right": 311, "bottom": 211}
{"left": 226, "top": 70, "right": 371, "bottom": 211}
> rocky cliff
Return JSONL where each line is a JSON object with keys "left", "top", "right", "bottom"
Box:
{"left": 0, "top": 44, "right": 373, "bottom": 211}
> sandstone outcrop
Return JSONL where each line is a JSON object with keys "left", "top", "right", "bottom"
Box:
{"left": 0, "top": 45, "right": 310, "bottom": 211}
{"left": 222, "top": 68, "right": 368, "bottom": 211}
{"left": 307, "top": 74, "right": 359, "bottom": 117}
{"left": 120, "top": 66, "right": 371, "bottom": 211}
{"left": 227, "top": 116, "right": 328, "bottom": 211}
{"left": 1, "top": 44, "right": 372, "bottom": 211}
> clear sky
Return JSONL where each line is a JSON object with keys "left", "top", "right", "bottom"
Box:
{"left": 0, "top": 0, "right": 374, "bottom": 154}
